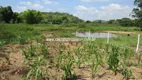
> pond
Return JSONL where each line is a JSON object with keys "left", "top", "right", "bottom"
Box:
{"left": 75, "top": 32, "right": 117, "bottom": 38}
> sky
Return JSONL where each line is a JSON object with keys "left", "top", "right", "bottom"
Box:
{"left": 0, "top": 0, "right": 135, "bottom": 21}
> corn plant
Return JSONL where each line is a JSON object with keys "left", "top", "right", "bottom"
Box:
{"left": 63, "top": 51, "right": 75, "bottom": 80}
{"left": 120, "top": 56, "right": 133, "bottom": 80}
{"left": 122, "top": 69, "right": 132, "bottom": 80}
{"left": 0, "top": 40, "right": 6, "bottom": 47}
{"left": 40, "top": 44, "right": 48, "bottom": 58}
{"left": 22, "top": 44, "right": 36, "bottom": 59}
{"left": 105, "top": 44, "right": 110, "bottom": 54}
{"left": 82, "top": 43, "right": 90, "bottom": 65}
{"left": 136, "top": 53, "right": 142, "bottom": 64}
{"left": 123, "top": 48, "right": 133, "bottom": 59}
{"left": 63, "top": 61, "right": 74, "bottom": 80}
{"left": 91, "top": 50, "right": 101, "bottom": 78}
{"left": 121, "top": 64, "right": 132, "bottom": 80}
{"left": 75, "top": 47, "right": 82, "bottom": 68}
{"left": 91, "top": 59, "right": 96, "bottom": 78}
{"left": 26, "top": 56, "right": 44, "bottom": 80}
{"left": 87, "top": 41, "right": 96, "bottom": 55}
{"left": 107, "top": 46, "right": 120, "bottom": 75}
{"left": 86, "top": 41, "right": 101, "bottom": 78}
{"left": 22, "top": 43, "right": 48, "bottom": 80}
{"left": 17, "top": 34, "right": 26, "bottom": 44}
{"left": 35, "top": 35, "right": 45, "bottom": 43}
{"left": 57, "top": 42, "right": 64, "bottom": 68}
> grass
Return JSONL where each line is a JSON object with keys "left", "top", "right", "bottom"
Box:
{"left": 0, "top": 24, "right": 141, "bottom": 47}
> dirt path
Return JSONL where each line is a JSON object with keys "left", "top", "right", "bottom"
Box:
{"left": 103, "top": 31, "right": 137, "bottom": 34}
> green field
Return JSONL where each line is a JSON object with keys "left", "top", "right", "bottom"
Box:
{"left": 0, "top": 23, "right": 141, "bottom": 47}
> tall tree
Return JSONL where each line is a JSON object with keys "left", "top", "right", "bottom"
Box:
{"left": 22, "top": 9, "right": 42, "bottom": 24}
{"left": 0, "top": 6, "right": 13, "bottom": 23}
{"left": 11, "top": 12, "right": 23, "bottom": 23}
{"left": 132, "top": 0, "right": 142, "bottom": 29}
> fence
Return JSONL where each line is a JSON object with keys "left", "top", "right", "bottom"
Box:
{"left": 46, "top": 31, "right": 141, "bottom": 53}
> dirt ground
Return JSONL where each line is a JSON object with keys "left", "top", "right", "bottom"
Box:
{"left": 0, "top": 41, "right": 142, "bottom": 80}
{"left": 103, "top": 31, "right": 137, "bottom": 34}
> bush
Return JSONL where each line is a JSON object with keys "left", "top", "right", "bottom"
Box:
{"left": 78, "top": 23, "right": 87, "bottom": 28}
{"left": 0, "top": 25, "right": 16, "bottom": 39}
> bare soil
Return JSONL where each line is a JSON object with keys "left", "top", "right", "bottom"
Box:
{"left": 0, "top": 41, "right": 142, "bottom": 80}
{"left": 103, "top": 31, "right": 137, "bottom": 34}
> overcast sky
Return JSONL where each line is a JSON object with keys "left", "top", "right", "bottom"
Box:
{"left": 0, "top": 0, "right": 135, "bottom": 21}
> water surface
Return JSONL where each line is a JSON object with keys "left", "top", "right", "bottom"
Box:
{"left": 75, "top": 32, "right": 117, "bottom": 38}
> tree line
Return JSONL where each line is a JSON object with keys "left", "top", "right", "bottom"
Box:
{"left": 0, "top": 6, "right": 83, "bottom": 24}
{"left": 0, "top": 0, "right": 142, "bottom": 28}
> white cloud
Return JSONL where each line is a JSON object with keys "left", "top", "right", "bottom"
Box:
{"left": 41, "top": 8, "right": 67, "bottom": 12}
{"left": 43, "top": 0, "right": 59, "bottom": 5}
{"left": 32, "top": 4, "right": 44, "bottom": 9}
{"left": 74, "top": 4, "right": 132, "bottom": 21}
{"left": 15, "top": 6, "right": 27, "bottom": 12}
{"left": 100, "top": 4, "right": 129, "bottom": 11}
{"left": 74, "top": 5, "right": 99, "bottom": 20}
{"left": 98, "top": 4, "right": 132, "bottom": 20}
{"left": 76, "top": 5, "right": 98, "bottom": 13}
{"left": 19, "top": 2, "right": 32, "bottom": 6}
{"left": 15, "top": 1, "right": 44, "bottom": 12}
{"left": 81, "top": 0, "right": 109, "bottom": 2}
{"left": 76, "top": 5, "right": 88, "bottom": 11}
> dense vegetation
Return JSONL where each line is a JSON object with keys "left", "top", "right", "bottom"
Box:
{"left": 0, "top": 6, "right": 83, "bottom": 24}
{"left": 132, "top": 0, "right": 142, "bottom": 28}
{"left": 0, "top": 5, "right": 141, "bottom": 27}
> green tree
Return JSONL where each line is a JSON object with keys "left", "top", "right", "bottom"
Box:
{"left": 0, "top": 6, "right": 13, "bottom": 23}
{"left": 117, "top": 18, "right": 133, "bottom": 27}
{"left": 40, "top": 12, "right": 83, "bottom": 24}
{"left": 86, "top": 20, "right": 91, "bottom": 23}
{"left": 132, "top": 0, "right": 142, "bottom": 29}
{"left": 12, "top": 12, "right": 22, "bottom": 23}
{"left": 22, "top": 9, "right": 42, "bottom": 24}
{"left": 108, "top": 20, "right": 115, "bottom": 24}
